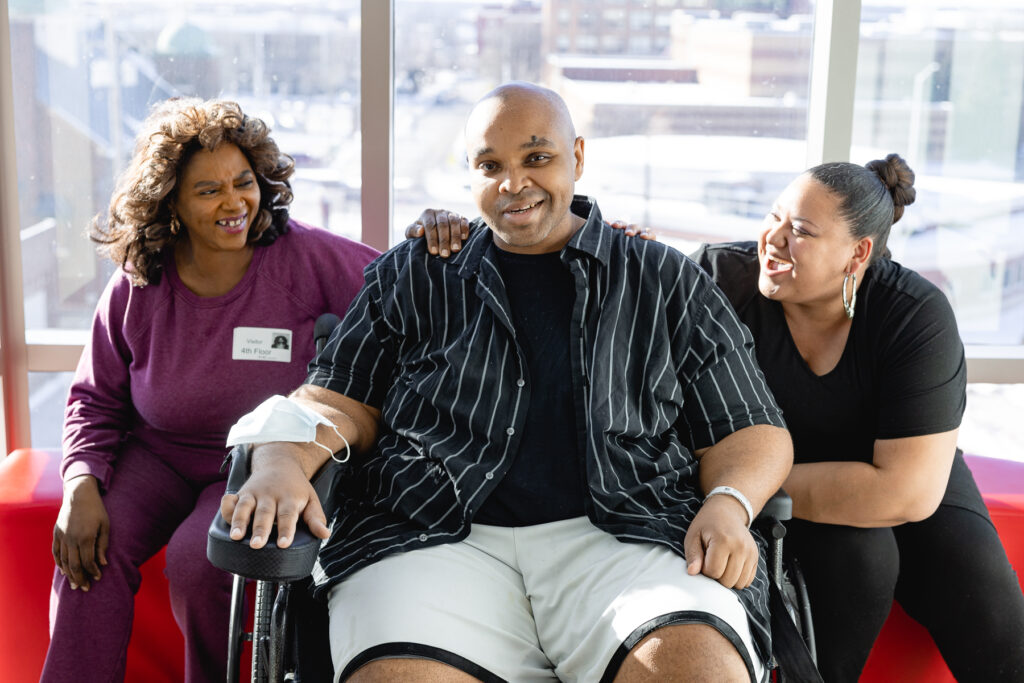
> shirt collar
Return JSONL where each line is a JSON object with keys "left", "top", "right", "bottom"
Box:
{"left": 457, "top": 195, "right": 610, "bottom": 280}
{"left": 564, "top": 195, "right": 611, "bottom": 266}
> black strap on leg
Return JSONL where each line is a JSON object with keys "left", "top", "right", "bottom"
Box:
{"left": 769, "top": 580, "right": 824, "bottom": 683}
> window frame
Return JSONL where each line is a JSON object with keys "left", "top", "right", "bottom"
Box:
{"left": 2, "top": 0, "right": 1022, "bottom": 453}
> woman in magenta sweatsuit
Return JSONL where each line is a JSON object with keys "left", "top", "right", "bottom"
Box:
{"left": 43, "top": 98, "right": 385, "bottom": 682}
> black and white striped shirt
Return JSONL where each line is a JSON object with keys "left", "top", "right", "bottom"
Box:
{"left": 307, "top": 196, "right": 785, "bottom": 657}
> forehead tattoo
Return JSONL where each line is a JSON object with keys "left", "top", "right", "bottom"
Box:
{"left": 471, "top": 135, "right": 555, "bottom": 160}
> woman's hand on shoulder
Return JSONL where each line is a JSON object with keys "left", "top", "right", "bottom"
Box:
{"left": 52, "top": 474, "right": 109, "bottom": 592}
{"left": 608, "top": 220, "right": 657, "bottom": 240}
{"left": 405, "top": 209, "right": 471, "bottom": 258}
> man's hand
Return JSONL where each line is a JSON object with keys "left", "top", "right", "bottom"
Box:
{"left": 52, "top": 474, "right": 109, "bottom": 592}
{"left": 219, "top": 444, "right": 331, "bottom": 550}
{"left": 683, "top": 494, "right": 758, "bottom": 589}
{"left": 405, "top": 208, "right": 471, "bottom": 258}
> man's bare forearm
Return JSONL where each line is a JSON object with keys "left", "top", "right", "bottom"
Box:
{"left": 695, "top": 424, "right": 793, "bottom": 516}
{"left": 252, "top": 384, "right": 382, "bottom": 480}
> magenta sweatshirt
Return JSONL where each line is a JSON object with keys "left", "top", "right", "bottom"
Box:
{"left": 61, "top": 220, "right": 379, "bottom": 489}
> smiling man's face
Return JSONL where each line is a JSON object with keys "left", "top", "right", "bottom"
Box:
{"left": 465, "top": 85, "right": 584, "bottom": 254}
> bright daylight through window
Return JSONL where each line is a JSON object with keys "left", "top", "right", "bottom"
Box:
{"left": 6, "top": 0, "right": 1024, "bottom": 458}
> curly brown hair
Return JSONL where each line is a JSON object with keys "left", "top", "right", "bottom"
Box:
{"left": 91, "top": 98, "right": 295, "bottom": 286}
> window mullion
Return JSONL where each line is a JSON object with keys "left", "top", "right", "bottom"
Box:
{"left": 360, "top": 0, "right": 394, "bottom": 251}
{"left": 0, "top": 0, "right": 31, "bottom": 453}
{"left": 806, "top": 0, "right": 861, "bottom": 166}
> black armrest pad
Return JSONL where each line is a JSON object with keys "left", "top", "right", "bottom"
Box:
{"left": 758, "top": 488, "right": 792, "bottom": 522}
{"left": 207, "top": 445, "right": 343, "bottom": 582}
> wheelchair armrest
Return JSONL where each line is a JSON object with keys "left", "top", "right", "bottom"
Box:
{"left": 207, "top": 444, "right": 344, "bottom": 582}
{"left": 757, "top": 488, "right": 792, "bottom": 524}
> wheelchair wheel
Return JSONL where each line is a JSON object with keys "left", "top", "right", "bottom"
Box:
{"left": 252, "top": 580, "right": 287, "bottom": 683}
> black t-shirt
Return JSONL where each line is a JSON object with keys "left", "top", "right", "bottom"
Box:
{"left": 691, "top": 241, "right": 983, "bottom": 514}
{"left": 474, "top": 248, "right": 587, "bottom": 525}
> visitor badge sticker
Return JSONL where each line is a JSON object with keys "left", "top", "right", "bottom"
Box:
{"left": 233, "top": 327, "right": 293, "bottom": 362}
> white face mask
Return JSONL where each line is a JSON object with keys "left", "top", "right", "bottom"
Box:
{"left": 226, "top": 395, "right": 347, "bottom": 460}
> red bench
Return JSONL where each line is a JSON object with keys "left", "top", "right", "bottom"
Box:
{"left": 0, "top": 448, "right": 185, "bottom": 682}
{"left": 2, "top": 448, "right": 1022, "bottom": 680}
{"left": 861, "top": 454, "right": 1024, "bottom": 682}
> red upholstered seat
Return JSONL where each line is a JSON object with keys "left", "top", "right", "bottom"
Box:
{"left": 0, "top": 448, "right": 183, "bottom": 682}
{"left": 860, "top": 454, "right": 1024, "bottom": 682}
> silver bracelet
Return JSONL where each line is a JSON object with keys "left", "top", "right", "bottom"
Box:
{"left": 703, "top": 485, "right": 753, "bottom": 529}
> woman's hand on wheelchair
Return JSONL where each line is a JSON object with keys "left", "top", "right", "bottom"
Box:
{"left": 683, "top": 494, "right": 759, "bottom": 590}
{"left": 52, "top": 474, "right": 109, "bottom": 592}
{"left": 608, "top": 220, "right": 657, "bottom": 240}
{"left": 405, "top": 208, "right": 470, "bottom": 258}
{"left": 219, "top": 444, "right": 331, "bottom": 550}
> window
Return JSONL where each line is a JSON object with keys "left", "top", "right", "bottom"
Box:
{"left": 852, "top": 3, "right": 1024, "bottom": 348}
{"left": 847, "top": 2, "right": 1024, "bottom": 460}
{"left": 6, "top": 0, "right": 361, "bottom": 447}
{"left": 630, "top": 10, "right": 654, "bottom": 30}
{"left": 13, "top": 2, "right": 361, "bottom": 332}
{"left": 395, "top": 1, "right": 814, "bottom": 254}
{"left": 4, "top": 1, "right": 1024, "bottom": 456}
{"left": 601, "top": 34, "right": 626, "bottom": 51}
{"left": 603, "top": 9, "right": 627, "bottom": 24}
{"left": 629, "top": 34, "right": 654, "bottom": 53}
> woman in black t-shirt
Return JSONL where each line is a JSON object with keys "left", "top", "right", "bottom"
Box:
{"left": 692, "top": 154, "right": 1024, "bottom": 682}
{"left": 412, "top": 155, "right": 1024, "bottom": 681}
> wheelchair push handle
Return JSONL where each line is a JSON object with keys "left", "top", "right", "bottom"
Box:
{"left": 313, "top": 313, "right": 341, "bottom": 356}
{"left": 758, "top": 488, "right": 792, "bottom": 524}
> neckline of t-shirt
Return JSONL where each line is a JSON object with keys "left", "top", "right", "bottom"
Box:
{"left": 164, "top": 241, "right": 268, "bottom": 308}
{"left": 774, "top": 270, "right": 873, "bottom": 381}
{"left": 493, "top": 247, "right": 564, "bottom": 265}
{"left": 778, "top": 312, "right": 850, "bottom": 381}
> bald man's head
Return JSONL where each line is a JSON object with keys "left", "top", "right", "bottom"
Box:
{"left": 464, "top": 82, "right": 585, "bottom": 254}
{"left": 466, "top": 82, "right": 577, "bottom": 149}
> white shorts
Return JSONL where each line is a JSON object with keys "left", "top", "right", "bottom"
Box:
{"left": 327, "top": 517, "right": 766, "bottom": 682}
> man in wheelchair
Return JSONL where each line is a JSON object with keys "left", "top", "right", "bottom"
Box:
{"left": 221, "top": 82, "right": 793, "bottom": 682}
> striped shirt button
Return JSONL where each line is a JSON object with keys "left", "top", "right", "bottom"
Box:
{"left": 418, "top": 534, "right": 428, "bottom": 542}
{"left": 485, "top": 471, "right": 494, "bottom": 480}
{"left": 506, "top": 427, "right": 515, "bottom": 436}
{"left": 516, "top": 378, "right": 525, "bottom": 387}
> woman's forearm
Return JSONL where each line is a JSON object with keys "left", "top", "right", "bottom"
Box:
{"left": 785, "top": 461, "right": 925, "bottom": 527}
{"left": 787, "top": 432, "right": 958, "bottom": 527}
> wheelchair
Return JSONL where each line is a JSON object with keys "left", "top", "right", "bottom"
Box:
{"left": 756, "top": 493, "right": 818, "bottom": 682}
{"left": 211, "top": 480, "right": 817, "bottom": 682}
{"left": 208, "top": 441, "right": 342, "bottom": 682}
{"left": 208, "top": 314, "right": 817, "bottom": 681}
{"left": 208, "top": 313, "right": 342, "bottom": 683}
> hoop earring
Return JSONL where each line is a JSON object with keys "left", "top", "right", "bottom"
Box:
{"left": 170, "top": 216, "right": 181, "bottom": 236}
{"left": 842, "top": 271, "right": 857, "bottom": 319}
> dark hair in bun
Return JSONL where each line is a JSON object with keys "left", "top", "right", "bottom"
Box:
{"left": 807, "top": 153, "right": 916, "bottom": 263}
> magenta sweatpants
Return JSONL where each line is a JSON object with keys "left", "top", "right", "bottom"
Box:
{"left": 41, "top": 443, "right": 233, "bottom": 683}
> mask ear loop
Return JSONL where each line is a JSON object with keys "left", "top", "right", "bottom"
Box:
{"left": 282, "top": 396, "right": 351, "bottom": 462}
{"left": 319, "top": 425, "right": 350, "bottom": 463}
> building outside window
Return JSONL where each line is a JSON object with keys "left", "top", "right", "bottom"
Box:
{"left": 8, "top": 0, "right": 362, "bottom": 445}
{"left": 5, "top": 0, "right": 1024, "bottom": 460}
